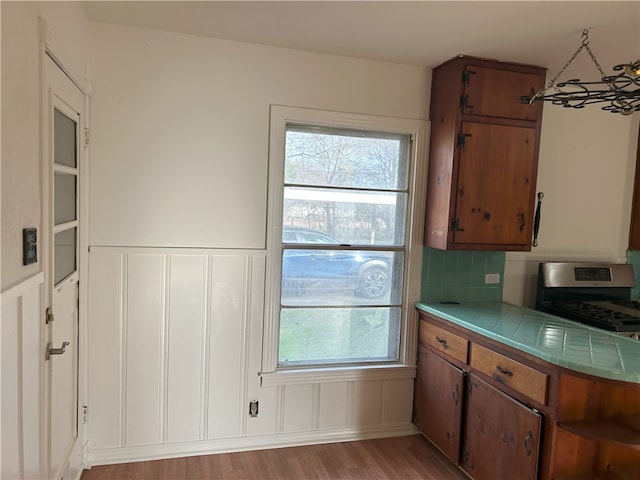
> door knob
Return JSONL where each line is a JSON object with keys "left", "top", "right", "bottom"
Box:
{"left": 45, "top": 341, "right": 69, "bottom": 361}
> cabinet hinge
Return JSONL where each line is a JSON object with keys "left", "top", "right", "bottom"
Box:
{"left": 451, "top": 218, "right": 465, "bottom": 232}
{"left": 461, "top": 70, "right": 476, "bottom": 85}
{"left": 463, "top": 448, "right": 474, "bottom": 469}
{"left": 459, "top": 94, "right": 469, "bottom": 109}
{"left": 457, "top": 133, "right": 472, "bottom": 146}
{"left": 468, "top": 380, "right": 477, "bottom": 395}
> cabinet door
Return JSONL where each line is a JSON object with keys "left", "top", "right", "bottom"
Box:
{"left": 462, "top": 65, "right": 544, "bottom": 121}
{"left": 462, "top": 374, "right": 541, "bottom": 480}
{"left": 415, "top": 345, "right": 465, "bottom": 464}
{"left": 453, "top": 121, "right": 537, "bottom": 248}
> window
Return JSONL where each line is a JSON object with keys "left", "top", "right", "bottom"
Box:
{"left": 264, "top": 106, "right": 427, "bottom": 372}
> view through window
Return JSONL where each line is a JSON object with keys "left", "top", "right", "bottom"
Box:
{"left": 278, "top": 125, "right": 411, "bottom": 366}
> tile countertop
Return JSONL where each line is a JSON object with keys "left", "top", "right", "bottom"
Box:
{"left": 415, "top": 301, "right": 640, "bottom": 384}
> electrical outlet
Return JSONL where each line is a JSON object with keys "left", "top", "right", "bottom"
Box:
{"left": 249, "top": 400, "right": 259, "bottom": 417}
{"left": 484, "top": 273, "right": 500, "bottom": 284}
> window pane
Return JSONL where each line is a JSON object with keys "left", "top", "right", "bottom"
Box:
{"left": 283, "top": 188, "right": 407, "bottom": 246}
{"left": 54, "top": 172, "right": 77, "bottom": 225}
{"left": 54, "top": 228, "right": 76, "bottom": 285}
{"left": 275, "top": 120, "right": 413, "bottom": 368}
{"left": 54, "top": 109, "right": 77, "bottom": 168}
{"left": 281, "top": 249, "right": 404, "bottom": 306}
{"left": 285, "top": 129, "right": 408, "bottom": 190}
{"left": 278, "top": 307, "right": 401, "bottom": 365}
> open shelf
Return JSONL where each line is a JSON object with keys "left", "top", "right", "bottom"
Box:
{"left": 558, "top": 414, "right": 640, "bottom": 450}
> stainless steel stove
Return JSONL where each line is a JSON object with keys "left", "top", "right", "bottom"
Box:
{"left": 535, "top": 262, "right": 640, "bottom": 339}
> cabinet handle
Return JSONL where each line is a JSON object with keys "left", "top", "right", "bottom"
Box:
{"left": 453, "top": 383, "right": 460, "bottom": 406}
{"left": 532, "top": 192, "right": 543, "bottom": 247}
{"left": 518, "top": 212, "right": 526, "bottom": 232}
{"left": 496, "top": 365, "right": 513, "bottom": 376}
{"left": 435, "top": 336, "right": 449, "bottom": 349}
{"left": 524, "top": 430, "right": 533, "bottom": 456}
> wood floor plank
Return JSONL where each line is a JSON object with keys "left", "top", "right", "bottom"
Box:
{"left": 81, "top": 435, "right": 468, "bottom": 479}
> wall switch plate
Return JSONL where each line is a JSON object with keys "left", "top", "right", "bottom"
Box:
{"left": 484, "top": 273, "right": 500, "bottom": 284}
{"left": 22, "top": 228, "right": 37, "bottom": 265}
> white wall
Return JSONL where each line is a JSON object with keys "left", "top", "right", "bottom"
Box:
{"left": 504, "top": 107, "right": 640, "bottom": 307}
{"left": 88, "top": 22, "right": 428, "bottom": 249}
{"left": 87, "top": 22, "right": 427, "bottom": 464}
{"left": 1, "top": 1, "right": 89, "bottom": 291}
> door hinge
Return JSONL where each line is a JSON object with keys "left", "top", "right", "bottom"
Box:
{"left": 457, "top": 133, "right": 472, "bottom": 146}
{"left": 83, "top": 128, "right": 90, "bottom": 147}
{"left": 82, "top": 405, "right": 88, "bottom": 424}
{"left": 451, "top": 218, "right": 465, "bottom": 232}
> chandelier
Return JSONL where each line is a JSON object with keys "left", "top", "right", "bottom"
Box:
{"left": 521, "top": 30, "right": 640, "bottom": 115}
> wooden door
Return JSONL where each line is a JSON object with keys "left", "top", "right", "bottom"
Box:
{"left": 462, "top": 374, "right": 541, "bottom": 480}
{"left": 416, "top": 346, "right": 465, "bottom": 464}
{"left": 453, "top": 121, "right": 537, "bottom": 248}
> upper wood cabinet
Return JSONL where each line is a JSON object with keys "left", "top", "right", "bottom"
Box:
{"left": 424, "top": 56, "right": 546, "bottom": 251}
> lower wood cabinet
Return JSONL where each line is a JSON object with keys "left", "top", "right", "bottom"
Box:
{"left": 414, "top": 311, "right": 640, "bottom": 480}
{"left": 414, "top": 345, "right": 465, "bottom": 463}
{"left": 462, "top": 374, "right": 541, "bottom": 480}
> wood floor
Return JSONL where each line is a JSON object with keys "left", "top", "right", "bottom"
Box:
{"left": 81, "top": 435, "right": 468, "bottom": 479}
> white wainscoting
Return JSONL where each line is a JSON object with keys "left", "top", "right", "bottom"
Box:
{"left": 1, "top": 273, "right": 45, "bottom": 480}
{"left": 87, "top": 247, "right": 417, "bottom": 466}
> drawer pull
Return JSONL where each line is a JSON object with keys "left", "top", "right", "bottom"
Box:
{"left": 435, "top": 336, "right": 449, "bottom": 349}
{"left": 524, "top": 430, "right": 533, "bottom": 456}
{"left": 496, "top": 365, "right": 513, "bottom": 376}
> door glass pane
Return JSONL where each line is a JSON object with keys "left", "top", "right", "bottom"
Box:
{"left": 54, "top": 109, "right": 77, "bottom": 168}
{"left": 54, "top": 173, "right": 77, "bottom": 225}
{"left": 54, "top": 228, "right": 76, "bottom": 285}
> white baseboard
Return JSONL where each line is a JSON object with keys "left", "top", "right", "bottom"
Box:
{"left": 86, "top": 424, "right": 420, "bottom": 467}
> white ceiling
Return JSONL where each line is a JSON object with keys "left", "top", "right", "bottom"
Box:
{"left": 82, "top": 1, "right": 640, "bottom": 73}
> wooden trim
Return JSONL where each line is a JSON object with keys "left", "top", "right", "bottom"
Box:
{"left": 628, "top": 123, "right": 640, "bottom": 249}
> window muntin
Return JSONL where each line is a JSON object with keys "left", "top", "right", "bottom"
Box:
{"left": 277, "top": 125, "right": 411, "bottom": 367}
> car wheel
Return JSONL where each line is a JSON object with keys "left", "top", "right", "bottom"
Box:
{"left": 358, "top": 265, "right": 389, "bottom": 299}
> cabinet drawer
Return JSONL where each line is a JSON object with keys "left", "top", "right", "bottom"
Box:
{"left": 471, "top": 344, "right": 548, "bottom": 405}
{"left": 419, "top": 321, "right": 468, "bottom": 363}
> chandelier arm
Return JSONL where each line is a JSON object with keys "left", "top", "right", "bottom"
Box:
{"left": 523, "top": 29, "right": 639, "bottom": 115}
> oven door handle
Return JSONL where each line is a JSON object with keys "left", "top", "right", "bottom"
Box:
{"left": 532, "top": 192, "right": 543, "bottom": 247}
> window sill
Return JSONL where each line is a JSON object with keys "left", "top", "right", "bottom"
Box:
{"left": 259, "top": 363, "right": 416, "bottom": 387}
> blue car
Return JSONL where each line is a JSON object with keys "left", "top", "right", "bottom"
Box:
{"left": 281, "top": 226, "right": 392, "bottom": 299}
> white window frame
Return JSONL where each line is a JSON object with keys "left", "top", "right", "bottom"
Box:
{"left": 261, "top": 105, "right": 428, "bottom": 385}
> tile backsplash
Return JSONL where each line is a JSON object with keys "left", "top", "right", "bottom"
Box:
{"left": 421, "top": 247, "right": 505, "bottom": 303}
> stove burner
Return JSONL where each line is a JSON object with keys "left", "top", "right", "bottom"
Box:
{"left": 547, "top": 301, "right": 640, "bottom": 332}
{"left": 535, "top": 262, "right": 640, "bottom": 339}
